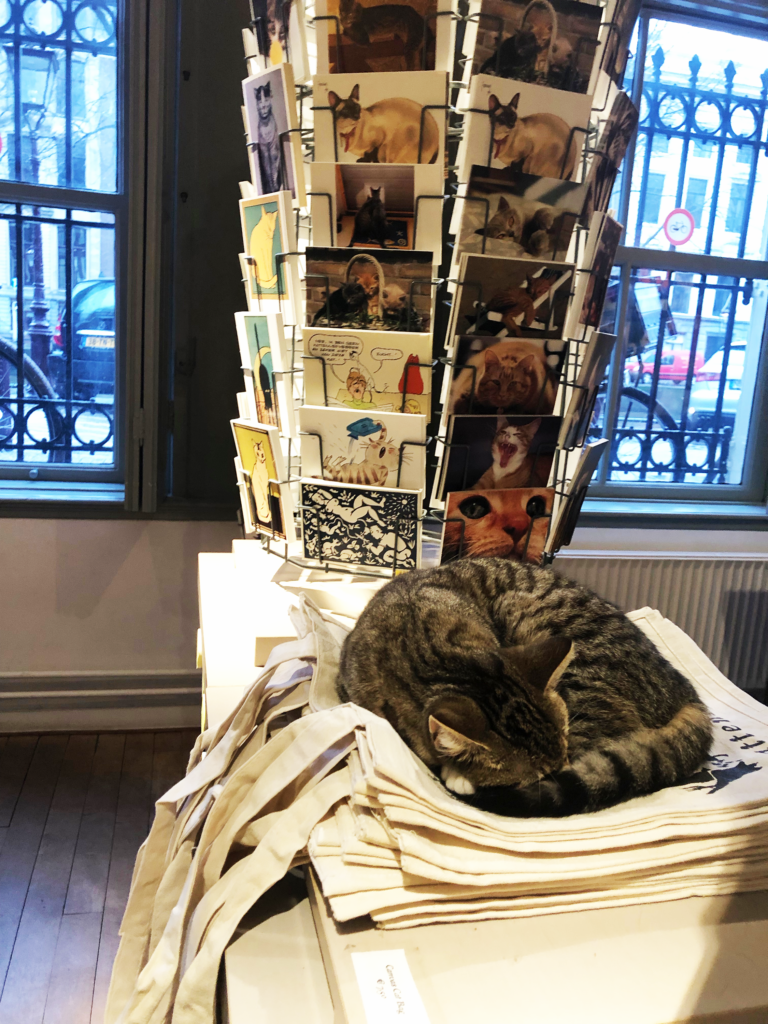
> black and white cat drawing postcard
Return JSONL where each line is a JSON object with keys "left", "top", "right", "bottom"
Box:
{"left": 301, "top": 480, "right": 422, "bottom": 570}
{"left": 298, "top": 405, "right": 427, "bottom": 492}
{"left": 441, "top": 485, "right": 554, "bottom": 564}
{"left": 231, "top": 418, "right": 296, "bottom": 542}
{"left": 243, "top": 64, "right": 305, "bottom": 205}
{"left": 305, "top": 247, "right": 435, "bottom": 333}
{"left": 310, "top": 162, "right": 443, "bottom": 258}
{"left": 313, "top": 72, "right": 449, "bottom": 165}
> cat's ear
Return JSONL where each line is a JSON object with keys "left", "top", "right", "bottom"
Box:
{"left": 488, "top": 94, "right": 500, "bottom": 113}
{"left": 498, "top": 196, "right": 510, "bottom": 211}
{"left": 427, "top": 696, "right": 490, "bottom": 756}
{"left": 484, "top": 348, "right": 501, "bottom": 368}
{"left": 328, "top": 90, "right": 340, "bottom": 109}
{"left": 496, "top": 415, "right": 509, "bottom": 430}
{"left": 504, "top": 637, "right": 574, "bottom": 694}
{"left": 523, "top": 416, "right": 541, "bottom": 436}
{"left": 350, "top": 84, "right": 360, "bottom": 101}
{"left": 510, "top": 93, "right": 520, "bottom": 110}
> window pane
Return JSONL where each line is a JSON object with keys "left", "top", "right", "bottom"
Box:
{"left": 0, "top": 2, "right": 118, "bottom": 192}
{"left": 0, "top": 203, "right": 115, "bottom": 467}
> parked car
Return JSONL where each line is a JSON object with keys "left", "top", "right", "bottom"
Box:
{"left": 48, "top": 279, "right": 115, "bottom": 400}
{"left": 639, "top": 346, "right": 704, "bottom": 384}
{"left": 687, "top": 344, "right": 745, "bottom": 429}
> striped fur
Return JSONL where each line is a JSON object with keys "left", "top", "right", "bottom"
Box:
{"left": 337, "top": 558, "right": 712, "bottom": 817}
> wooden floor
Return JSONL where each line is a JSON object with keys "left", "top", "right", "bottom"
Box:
{"left": 0, "top": 729, "right": 198, "bottom": 1024}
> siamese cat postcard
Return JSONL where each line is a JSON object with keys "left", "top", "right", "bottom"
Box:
{"left": 235, "top": 311, "right": 295, "bottom": 436}
{"left": 303, "top": 327, "right": 433, "bottom": 419}
{"left": 458, "top": 74, "right": 591, "bottom": 182}
{"left": 231, "top": 419, "right": 296, "bottom": 542}
{"left": 314, "top": 0, "right": 455, "bottom": 76}
{"left": 242, "top": 0, "right": 311, "bottom": 84}
{"left": 450, "top": 253, "right": 574, "bottom": 343}
{"left": 305, "top": 247, "right": 434, "bottom": 333}
{"left": 313, "top": 72, "right": 448, "bottom": 165}
{"left": 301, "top": 480, "right": 422, "bottom": 570}
{"left": 240, "top": 192, "right": 301, "bottom": 324}
{"left": 310, "top": 162, "right": 443, "bottom": 258}
{"left": 440, "top": 485, "right": 554, "bottom": 564}
{"left": 243, "top": 64, "right": 306, "bottom": 205}
{"left": 436, "top": 413, "right": 560, "bottom": 502}
{"left": 298, "top": 405, "right": 427, "bottom": 492}
{"left": 462, "top": 0, "right": 601, "bottom": 93}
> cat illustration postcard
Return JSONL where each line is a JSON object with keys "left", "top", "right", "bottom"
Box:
{"left": 310, "top": 162, "right": 443, "bottom": 258}
{"left": 303, "top": 327, "right": 432, "bottom": 419}
{"left": 301, "top": 480, "right": 422, "bottom": 570}
{"left": 240, "top": 192, "right": 301, "bottom": 324}
{"left": 243, "top": 64, "right": 306, "bottom": 205}
{"left": 313, "top": 72, "right": 448, "bottom": 164}
{"left": 235, "top": 311, "right": 296, "bottom": 436}
{"left": 315, "top": 0, "right": 456, "bottom": 75}
{"left": 441, "top": 485, "right": 554, "bottom": 564}
{"left": 305, "top": 247, "right": 434, "bottom": 333}
{"left": 231, "top": 419, "right": 296, "bottom": 542}
{"left": 299, "top": 405, "right": 427, "bottom": 492}
{"left": 458, "top": 74, "right": 591, "bottom": 182}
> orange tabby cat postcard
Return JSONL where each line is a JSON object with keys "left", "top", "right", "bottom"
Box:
{"left": 441, "top": 486, "right": 554, "bottom": 564}
{"left": 231, "top": 419, "right": 296, "bottom": 542}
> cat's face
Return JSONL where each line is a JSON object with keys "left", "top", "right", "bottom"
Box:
{"left": 354, "top": 269, "right": 379, "bottom": 298}
{"left": 364, "top": 438, "right": 401, "bottom": 472}
{"left": 491, "top": 417, "right": 540, "bottom": 469}
{"left": 252, "top": 440, "right": 267, "bottom": 465}
{"left": 445, "top": 490, "right": 531, "bottom": 559}
{"left": 255, "top": 83, "right": 273, "bottom": 122}
{"left": 477, "top": 350, "right": 535, "bottom": 409}
{"left": 329, "top": 85, "right": 362, "bottom": 153}
{"left": 525, "top": 4, "right": 554, "bottom": 48}
{"left": 341, "top": 281, "right": 367, "bottom": 309}
{"left": 489, "top": 93, "right": 519, "bottom": 160}
{"left": 382, "top": 283, "right": 407, "bottom": 312}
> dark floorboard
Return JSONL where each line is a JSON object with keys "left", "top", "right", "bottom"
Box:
{"left": 0, "top": 729, "right": 198, "bottom": 1024}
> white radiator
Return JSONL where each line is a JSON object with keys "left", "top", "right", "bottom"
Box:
{"left": 555, "top": 555, "right": 768, "bottom": 695}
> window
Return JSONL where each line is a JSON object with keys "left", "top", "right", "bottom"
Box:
{"left": 642, "top": 172, "right": 665, "bottom": 223}
{"left": 726, "top": 181, "right": 748, "bottom": 233}
{"left": 651, "top": 134, "right": 669, "bottom": 154}
{"left": 684, "top": 178, "right": 707, "bottom": 228}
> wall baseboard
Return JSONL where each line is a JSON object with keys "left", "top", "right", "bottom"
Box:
{"left": 0, "top": 670, "right": 202, "bottom": 733}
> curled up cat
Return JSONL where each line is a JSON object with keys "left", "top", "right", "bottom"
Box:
{"left": 336, "top": 559, "right": 713, "bottom": 816}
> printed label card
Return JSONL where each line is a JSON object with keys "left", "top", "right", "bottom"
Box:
{"left": 310, "top": 162, "right": 444, "bottom": 259}
{"left": 305, "top": 247, "right": 435, "bottom": 333}
{"left": 242, "top": 0, "right": 311, "bottom": 83}
{"left": 231, "top": 418, "right": 296, "bottom": 542}
{"left": 302, "top": 327, "right": 433, "bottom": 419}
{"left": 313, "top": 72, "right": 448, "bottom": 165}
{"left": 440, "top": 486, "right": 554, "bottom": 564}
{"left": 235, "top": 311, "right": 296, "bottom": 436}
{"left": 298, "top": 405, "right": 427, "bottom": 492}
{"left": 315, "top": 0, "right": 456, "bottom": 76}
{"left": 240, "top": 191, "right": 301, "bottom": 325}
{"left": 243, "top": 63, "right": 306, "bottom": 205}
{"left": 301, "top": 480, "right": 422, "bottom": 570}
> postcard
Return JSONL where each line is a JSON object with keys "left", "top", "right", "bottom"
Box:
{"left": 599, "top": 0, "right": 641, "bottom": 87}
{"left": 581, "top": 88, "right": 638, "bottom": 227}
{"left": 441, "top": 486, "right": 554, "bottom": 564}
{"left": 558, "top": 331, "right": 616, "bottom": 449}
{"left": 303, "top": 327, "right": 432, "bottom": 419}
{"left": 239, "top": 191, "right": 301, "bottom": 324}
{"left": 235, "top": 311, "right": 295, "bottom": 436}
{"left": 298, "top": 405, "right": 427, "bottom": 492}
{"left": 313, "top": 72, "right": 448, "bottom": 165}
{"left": 234, "top": 455, "right": 257, "bottom": 536}
{"left": 231, "top": 418, "right": 296, "bottom": 542}
{"left": 580, "top": 214, "right": 622, "bottom": 327}
{"left": 458, "top": 74, "right": 591, "bottom": 182}
{"left": 315, "top": 0, "right": 456, "bottom": 76}
{"left": 243, "top": 64, "right": 306, "bottom": 205}
{"left": 545, "top": 438, "right": 608, "bottom": 554}
{"left": 310, "top": 162, "right": 444, "bottom": 258}
{"left": 301, "top": 479, "right": 422, "bottom": 570}
{"left": 305, "top": 247, "right": 434, "bottom": 332}
{"left": 243, "top": 0, "right": 311, "bottom": 83}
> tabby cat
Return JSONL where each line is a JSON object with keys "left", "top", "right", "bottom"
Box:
{"left": 336, "top": 559, "right": 713, "bottom": 815}
{"left": 323, "top": 434, "right": 402, "bottom": 486}
{"left": 450, "top": 341, "right": 555, "bottom": 415}
{"left": 473, "top": 416, "right": 547, "bottom": 489}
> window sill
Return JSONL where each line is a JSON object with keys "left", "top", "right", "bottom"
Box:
{"left": 580, "top": 498, "right": 768, "bottom": 530}
{"left": 0, "top": 480, "right": 125, "bottom": 503}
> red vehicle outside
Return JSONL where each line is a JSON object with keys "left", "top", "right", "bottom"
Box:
{"left": 640, "top": 347, "right": 704, "bottom": 384}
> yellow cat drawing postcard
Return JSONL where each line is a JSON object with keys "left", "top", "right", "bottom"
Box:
{"left": 239, "top": 191, "right": 300, "bottom": 324}
{"left": 231, "top": 419, "right": 296, "bottom": 542}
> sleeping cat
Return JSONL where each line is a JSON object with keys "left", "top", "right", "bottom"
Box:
{"left": 336, "top": 558, "right": 713, "bottom": 815}
{"left": 473, "top": 416, "right": 548, "bottom": 489}
{"left": 311, "top": 280, "right": 368, "bottom": 324}
{"left": 352, "top": 186, "right": 390, "bottom": 248}
{"left": 450, "top": 341, "right": 555, "bottom": 415}
{"left": 476, "top": 196, "right": 555, "bottom": 258}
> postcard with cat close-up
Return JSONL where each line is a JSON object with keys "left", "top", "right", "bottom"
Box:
{"left": 435, "top": 413, "right": 560, "bottom": 503}
{"left": 313, "top": 72, "right": 449, "bottom": 165}
{"left": 304, "top": 247, "right": 435, "bottom": 333}
{"left": 231, "top": 418, "right": 296, "bottom": 542}
{"left": 310, "top": 162, "right": 444, "bottom": 258}
{"left": 463, "top": 0, "right": 602, "bottom": 94}
{"left": 243, "top": 63, "right": 306, "bottom": 206}
{"left": 235, "top": 311, "right": 295, "bottom": 436}
{"left": 239, "top": 192, "right": 301, "bottom": 324}
{"left": 440, "top": 485, "right": 554, "bottom": 564}
{"left": 449, "top": 253, "right": 574, "bottom": 342}
{"left": 458, "top": 74, "right": 592, "bottom": 182}
{"left": 301, "top": 480, "right": 422, "bottom": 570}
{"left": 454, "top": 164, "right": 587, "bottom": 263}
{"left": 302, "top": 327, "right": 433, "bottom": 419}
{"left": 314, "top": 0, "right": 456, "bottom": 76}
{"left": 298, "top": 405, "right": 427, "bottom": 492}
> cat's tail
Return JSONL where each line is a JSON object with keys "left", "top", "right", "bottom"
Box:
{"left": 467, "top": 701, "right": 713, "bottom": 818}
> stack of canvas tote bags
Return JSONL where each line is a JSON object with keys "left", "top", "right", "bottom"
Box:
{"left": 106, "top": 598, "right": 768, "bottom": 1023}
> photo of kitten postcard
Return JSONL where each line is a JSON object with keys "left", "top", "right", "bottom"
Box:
{"left": 445, "top": 335, "right": 562, "bottom": 417}
{"left": 240, "top": 192, "right": 301, "bottom": 323}
{"left": 231, "top": 418, "right": 296, "bottom": 542}
{"left": 580, "top": 89, "right": 638, "bottom": 227}
{"left": 450, "top": 253, "right": 574, "bottom": 341}
{"left": 301, "top": 480, "right": 422, "bottom": 570}
{"left": 243, "top": 64, "right": 305, "bottom": 205}
{"left": 580, "top": 214, "right": 622, "bottom": 328}
{"left": 458, "top": 74, "right": 591, "bottom": 182}
{"left": 313, "top": 72, "right": 448, "bottom": 164}
{"left": 303, "top": 327, "right": 432, "bottom": 418}
{"left": 455, "top": 164, "right": 587, "bottom": 263}
{"left": 305, "top": 247, "right": 434, "bottom": 333}
{"left": 299, "top": 405, "right": 427, "bottom": 492}
{"left": 437, "top": 413, "right": 560, "bottom": 500}
{"left": 310, "top": 163, "right": 443, "bottom": 258}
{"left": 235, "top": 311, "right": 295, "bottom": 436}
{"left": 441, "top": 486, "right": 554, "bottom": 564}
{"left": 464, "top": 0, "right": 601, "bottom": 94}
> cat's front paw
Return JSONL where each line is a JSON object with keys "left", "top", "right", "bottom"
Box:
{"left": 441, "top": 765, "right": 476, "bottom": 796}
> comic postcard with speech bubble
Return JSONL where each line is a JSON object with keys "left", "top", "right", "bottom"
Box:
{"left": 302, "top": 327, "right": 433, "bottom": 420}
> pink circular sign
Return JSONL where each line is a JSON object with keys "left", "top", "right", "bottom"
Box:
{"left": 663, "top": 208, "right": 695, "bottom": 246}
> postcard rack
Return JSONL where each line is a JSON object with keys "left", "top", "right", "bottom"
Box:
{"left": 232, "top": 0, "right": 638, "bottom": 579}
